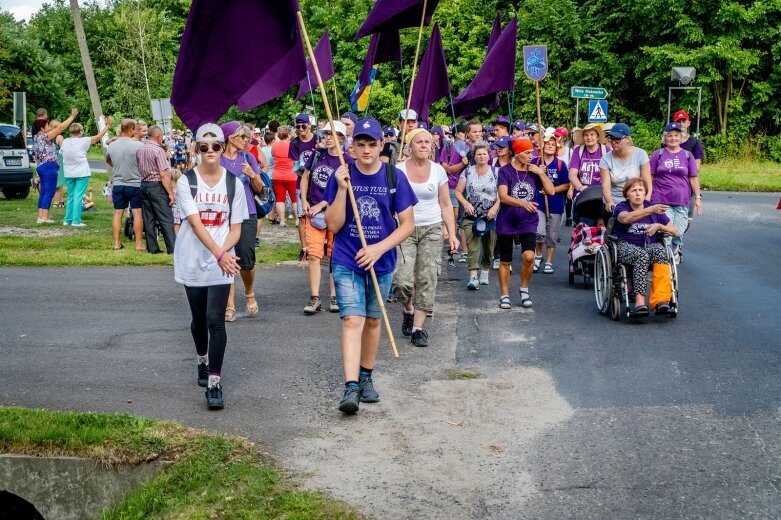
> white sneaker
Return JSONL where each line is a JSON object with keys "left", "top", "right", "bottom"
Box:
{"left": 71, "top": 223, "right": 87, "bottom": 228}
{"left": 492, "top": 258, "right": 499, "bottom": 270}
{"left": 479, "top": 270, "right": 489, "bottom": 285}
{"left": 466, "top": 276, "right": 479, "bottom": 290}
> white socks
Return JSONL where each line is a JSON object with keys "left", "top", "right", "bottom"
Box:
{"left": 208, "top": 375, "right": 220, "bottom": 389}
{"left": 197, "top": 355, "right": 208, "bottom": 365}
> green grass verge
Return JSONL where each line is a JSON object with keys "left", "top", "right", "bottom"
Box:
{"left": 0, "top": 173, "right": 299, "bottom": 267}
{"left": 446, "top": 369, "right": 480, "bottom": 380}
{"left": 87, "top": 144, "right": 106, "bottom": 161}
{"left": 699, "top": 160, "right": 781, "bottom": 192}
{"left": 0, "top": 406, "right": 360, "bottom": 519}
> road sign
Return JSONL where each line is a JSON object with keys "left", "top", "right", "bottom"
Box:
{"left": 588, "top": 100, "right": 608, "bottom": 122}
{"left": 571, "top": 86, "right": 608, "bottom": 99}
{"left": 523, "top": 45, "right": 548, "bottom": 82}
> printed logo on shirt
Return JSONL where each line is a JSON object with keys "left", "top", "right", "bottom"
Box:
{"left": 511, "top": 180, "right": 535, "bottom": 201}
{"left": 356, "top": 195, "right": 381, "bottom": 221}
{"left": 313, "top": 165, "right": 333, "bottom": 188}
{"left": 300, "top": 149, "right": 314, "bottom": 167}
{"left": 628, "top": 222, "right": 650, "bottom": 236}
{"left": 663, "top": 155, "right": 681, "bottom": 170}
{"left": 198, "top": 210, "right": 227, "bottom": 227}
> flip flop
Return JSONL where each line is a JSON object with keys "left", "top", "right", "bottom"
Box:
{"left": 113, "top": 244, "right": 124, "bottom": 251}
{"left": 245, "top": 293, "right": 259, "bottom": 316}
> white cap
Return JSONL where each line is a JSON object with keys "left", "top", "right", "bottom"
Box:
{"left": 253, "top": 127, "right": 261, "bottom": 133}
{"left": 325, "top": 120, "right": 347, "bottom": 137}
{"left": 542, "top": 126, "right": 557, "bottom": 141}
{"left": 195, "top": 123, "right": 225, "bottom": 142}
{"left": 399, "top": 109, "right": 418, "bottom": 121}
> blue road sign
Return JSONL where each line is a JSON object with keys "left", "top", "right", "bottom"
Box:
{"left": 523, "top": 46, "right": 548, "bottom": 82}
{"left": 588, "top": 99, "right": 608, "bottom": 123}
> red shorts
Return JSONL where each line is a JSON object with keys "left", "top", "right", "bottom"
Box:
{"left": 272, "top": 179, "right": 296, "bottom": 203}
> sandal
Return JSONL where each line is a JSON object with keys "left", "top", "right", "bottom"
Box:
{"left": 225, "top": 307, "right": 236, "bottom": 322}
{"left": 543, "top": 263, "right": 554, "bottom": 274}
{"left": 499, "top": 296, "right": 511, "bottom": 309}
{"left": 629, "top": 305, "right": 649, "bottom": 318}
{"left": 655, "top": 302, "right": 670, "bottom": 316}
{"left": 533, "top": 255, "right": 542, "bottom": 272}
{"left": 245, "top": 293, "right": 258, "bottom": 316}
{"left": 113, "top": 244, "right": 124, "bottom": 251}
{"left": 519, "top": 289, "right": 533, "bottom": 308}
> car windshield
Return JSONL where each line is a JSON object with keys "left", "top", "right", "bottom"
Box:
{"left": 0, "top": 125, "right": 25, "bottom": 149}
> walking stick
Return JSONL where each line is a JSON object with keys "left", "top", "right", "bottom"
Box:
{"left": 297, "top": 11, "right": 399, "bottom": 358}
{"left": 536, "top": 80, "right": 550, "bottom": 218}
{"left": 398, "top": 0, "right": 428, "bottom": 151}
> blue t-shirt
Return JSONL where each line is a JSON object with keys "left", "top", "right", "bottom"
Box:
{"left": 304, "top": 150, "right": 352, "bottom": 205}
{"left": 496, "top": 163, "right": 542, "bottom": 235}
{"left": 612, "top": 200, "right": 671, "bottom": 246}
{"left": 324, "top": 162, "right": 417, "bottom": 276}
{"left": 534, "top": 156, "right": 569, "bottom": 215}
{"left": 220, "top": 152, "right": 260, "bottom": 217}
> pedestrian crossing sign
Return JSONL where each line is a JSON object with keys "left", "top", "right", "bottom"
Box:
{"left": 588, "top": 100, "right": 608, "bottom": 122}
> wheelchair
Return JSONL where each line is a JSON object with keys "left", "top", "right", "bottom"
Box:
{"left": 593, "top": 221, "right": 679, "bottom": 321}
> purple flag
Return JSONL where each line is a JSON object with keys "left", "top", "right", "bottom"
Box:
{"left": 355, "top": 0, "right": 440, "bottom": 40}
{"left": 409, "top": 24, "right": 450, "bottom": 122}
{"left": 356, "top": 30, "right": 402, "bottom": 96}
{"left": 452, "top": 17, "right": 517, "bottom": 118}
{"left": 295, "top": 30, "right": 334, "bottom": 101}
{"left": 484, "top": 14, "right": 503, "bottom": 112}
{"left": 172, "top": 0, "right": 306, "bottom": 130}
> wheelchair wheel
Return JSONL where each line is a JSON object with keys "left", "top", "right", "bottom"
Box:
{"left": 609, "top": 295, "right": 621, "bottom": 321}
{"left": 666, "top": 244, "right": 680, "bottom": 317}
{"left": 594, "top": 246, "right": 611, "bottom": 314}
{"left": 568, "top": 260, "right": 575, "bottom": 285}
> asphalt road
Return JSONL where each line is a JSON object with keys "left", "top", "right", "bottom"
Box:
{"left": 1, "top": 191, "right": 779, "bottom": 518}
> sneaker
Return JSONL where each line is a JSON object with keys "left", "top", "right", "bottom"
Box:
{"left": 197, "top": 363, "right": 209, "bottom": 387}
{"left": 206, "top": 383, "right": 224, "bottom": 410}
{"left": 338, "top": 386, "right": 360, "bottom": 414}
{"left": 466, "top": 277, "right": 479, "bottom": 290}
{"left": 492, "top": 258, "right": 500, "bottom": 270}
{"left": 401, "top": 311, "right": 414, "bottom": 336}
{"left": 62, "top": 221, "right": 71, "bottom": 226}
{"left": 304, "top": 296, "right": 322, "bottom": 315}
{"left": 448, "top": 255, "right": 456, "bottom": 267}
{"left": 329, "top": 296, "right": 339, "bottom": 313}
{"left": 359, "top": 377, "right": 380, "bottom": 403}
{"left": 479, "top": 270, "right": 489, "bottom": 285}
{"left": 411, "top": 329, "right": 429, "bottom": 347}
{"left": 71, "top": 223, "right": 87, "bottom": 228}
{"left": 254, "top": 238, "right": 260, "bottom": 248}
{"left": 458, "top": 253, "right": 468, "bottom": 263}
{"left": 533, "top": 255, "right": 543, "bottom": 272}
{"left": 543, "top": 263, "right": 554, "bottom": 274}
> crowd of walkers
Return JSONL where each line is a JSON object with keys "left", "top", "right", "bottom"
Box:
{"left": 29, "top": 106, "right": 704, "bottom": 413}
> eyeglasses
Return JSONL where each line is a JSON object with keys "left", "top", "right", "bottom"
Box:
{"left": 295, "top": 124, "right": 309, "bottom": 129}
{"left": 607, "top": 136, "right": 626, "bottom": 142}
{"left": 197, "top": 142, "right": 223, "bottom": 153}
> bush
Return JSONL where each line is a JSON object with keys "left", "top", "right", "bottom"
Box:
{"left": 765, "top": 135, "right": 781, "bottom": 162}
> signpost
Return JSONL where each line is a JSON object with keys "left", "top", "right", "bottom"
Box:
{"left": 570, "top": 86, "right": 608, "bottom": 128}
{"left": 150, "top": 98, "right": 173, "bottom": 135}
{"left": 523, "top": 45, "right": 549, "bottom": 217}
{"left": 588, "top": 100, "right": 608, "bottom": 123}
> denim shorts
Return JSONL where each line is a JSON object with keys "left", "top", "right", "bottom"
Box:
{"left": 333, "top": 263, "right": 394, "bottom": 319}
{"left": 112, "top": 185, "right": 142, "bottom": 210}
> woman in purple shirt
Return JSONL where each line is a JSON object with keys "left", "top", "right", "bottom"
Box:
{"left": 650, "top": 122, "right": 703, "bottom": 263}
{"left": 613, "top": 178, "right": 678, "bottom": 318}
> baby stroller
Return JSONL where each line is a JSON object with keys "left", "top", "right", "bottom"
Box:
{"left": 567, "top": 186, "right": 606, "bottom": 287}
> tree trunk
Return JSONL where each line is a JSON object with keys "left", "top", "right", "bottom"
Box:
{"left": 69, "top": 0, "right": 104, "bottom": 126}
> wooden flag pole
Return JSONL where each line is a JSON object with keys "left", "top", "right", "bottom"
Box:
{"left": 331, "top": 78, "right": 341, "bottom": 116}
{"left": 535, "top": 80, "right": 549, "bottom": 218}
{"left": 398, "top": 0, "right": 429, "bottom": 151}
{"left": 297, "top": 11, "right": 400, "bottom": 358}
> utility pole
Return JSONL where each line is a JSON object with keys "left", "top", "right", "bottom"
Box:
{"left": 69, "top": 0, "right": 104, "bottom": 127}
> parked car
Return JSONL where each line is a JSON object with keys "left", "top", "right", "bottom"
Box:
{"left": 0, "top": 123, "right": 34, "bottom": 199}
{"left": 26, "top": 135, "right": 35, "bottom": 163}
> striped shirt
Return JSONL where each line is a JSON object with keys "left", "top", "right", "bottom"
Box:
{"left": 136, "top": 141, "right": 170, "bottom": 183}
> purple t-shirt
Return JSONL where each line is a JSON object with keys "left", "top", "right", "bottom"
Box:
{"left": 534, "top": 156, "right": 569, "bottom": 215}
{"left": 569, "top": 144, "right": 606, "bottom": 187}
{"left": 612, "top": 201, "right": 671, "bottom": 246}
{"left": 324, "top": 162, "right": 417, "bottom": 276}
{"left": 220, "top": 152, "right": 260, "bottom": 217}
{"left": 447, "top": 140, "right": 475, "bottom": 188}
{"left": 289, "top": 135, "right": 318, "bottom": 187}
{"left": 303, "top": 150, "right": 352, "bottom": 205}
{"left": 649, "top": 148, "right": 698, "bottom": 206}
{"left": 496, "top": 164, "right": 542, "bottom": 235}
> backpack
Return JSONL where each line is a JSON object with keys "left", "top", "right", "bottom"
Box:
{"left": 385, "top": 140, "right": 401, "bottom": 165}
{"left": 651, "top": 148, "right": 692, "bottom": 177}
{"left": 253, "top": 170, "right": 275, "bottom": 218}
{"left": 574, "top": 144, "right": 607, "bottom": 166}
{"left": 184, "top": 168, "right": 236, "bottom": 222}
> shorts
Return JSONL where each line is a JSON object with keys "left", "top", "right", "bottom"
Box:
{"left": 448, "top": 188, "right": 459, "bottom": 207}
{"left": 333, "top": 264, "right": 394, "bottom": 319}
{"left": 235, "top": 216, "right": 258, "bottom": 270}
{"left": 295, "top": 188, "right": 304, "bottom": 218}
{"left": 112, "top": 185, "right": 142, "bottom": 210}
{"left": 536, "top": 212, "right": 563, "bottom": 247}
{"left": 496, "top": 233, "right": 536, "bottom": 262}
{"left": 272, "top": 178, "right": 296, "bottom": 205}
{"left": 305, "top": 218, "right": 333, "bottom": 260}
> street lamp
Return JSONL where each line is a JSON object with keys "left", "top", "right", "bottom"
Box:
{"left": 667, "top": 66, "right": 702, "bottom": 136}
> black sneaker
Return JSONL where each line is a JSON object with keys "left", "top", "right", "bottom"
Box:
{"left": 338, "top": 386, "right": 360, "bottom": 414}
{"left": 197, "top": 363, "right": 209, "bottom": 387}
{"left": 206, "top": 384, "right": 224, "bottom": 410}
{"left": 359, "top": 377, "right": 380, "bottom": 403}
{"left": 401, "top": 311, "right": 414, "bottom": 336}
{"left": 297, "top": 249, "right": 307, "bottom": 262}
{"left": 411, "top": 329, "right": 429, "bottom": 347}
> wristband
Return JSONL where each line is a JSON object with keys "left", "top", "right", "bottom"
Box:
{"left": 694, "top": 195, "right": 702, "bottom": 199}
{"left": 216, "top": 250, "right": 226, "bottom": 262}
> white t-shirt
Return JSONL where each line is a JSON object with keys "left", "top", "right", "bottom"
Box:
{"left": 397, "top": 161, "right": 448, "bottom": 226}
{"left": 600, "top": 147, "right": 650, "bottom": 202}
{"left": 60, "top": 137, "right": 92, "bottom": 178}
{"left": 173, "top": 168, "right": 249, "bottom": 287}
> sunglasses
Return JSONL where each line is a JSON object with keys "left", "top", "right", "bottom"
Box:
{"left": 607, "top": 135, "right": 626, "bottom": 142}
{"left": 197, "top": 142, "right": 223, "bottom": 153}
{"left": 295, "top": 124, "right": 309, "bottom": 129}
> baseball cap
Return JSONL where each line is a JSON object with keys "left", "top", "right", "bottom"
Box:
{"left": 554, "top": 127, "right": 569, "bottom": 138}
{"left": 399, "top": 109, "right": 418, "bottom": 121}
{"left": 341, "top": 112, "right": 358, "bottom": 125}
{"left": 354, "top": 117, "right": 383, "bottom": 140}
{"left": 606, "top": 123, "right": 631, "bottom": 139}
{"left": 195, "top": 123, "right": 225, "bottom": 142}
{"left": 526, "top": 123, "right": 540, "bottom": 134}
{"left": 441, "top": 124, "right": 451, "bottom": 135}
{"left": 664, "top": 122, "right": 683, "bottom": 133}
{"left": 483, "top": 125, "right": 493, "bottom": 133}
{"left": 542, "top": 127, "right": 557, "bottom": 141}
{"left": 492, "top": 116, "right": 511, "bottom": 130}
{"left": 383, "top": 126, "right": 396, "bottom": 137}
{"left": 253, "top": 127, "right": 261, "bottom": 134}
{"left": 323, "top": 120, "right": 347, "bottom": 137}
{"left": 418, "top": 121, "right": 429, "bottom": 130}
{"left": 513, "top": 120, "right": 526, "bottom": 131}
{"left": 294, "top": 113, "right": 310, "bottom": 125}
{"left": 673, "top": 110, "right": 690, "bottom": 122}
{"left": 492, "top": 135, "right": 511, "bottom": 149}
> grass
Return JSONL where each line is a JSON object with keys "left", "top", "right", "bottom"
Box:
{"left": 699, "top": 160, "right": 781, "bottom": 192}
{"left": 446, "top": 369, "right": 480, "bottom": 380}
{"left": 0, "top": 172, "right": 300, "bottom": 267}
{"left": 87, "top": 144, "right": 106, "bottom": 161}
{"left": 0, "top": 406, "right": 360, "bottom": 519}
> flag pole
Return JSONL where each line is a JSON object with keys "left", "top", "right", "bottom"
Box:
{"left": 448, "top": 91, "right": 458, "bottom": 131}
{"left": 331, "top": 78, "right": 341, "bottom": 116}
{"left": 398, "top": 0, "right": 428, "bottom": 150}
{"left": 306, "top": 70, "right": 318, "bottom": 121}
{"left": 535, "top": 80, "right": 549, "bottom": 218}
{"left": 398, "top": 56, "right": 407, "bottom": 106}
{"left": 297, "top": 11, "right": 400, "bottom": 358}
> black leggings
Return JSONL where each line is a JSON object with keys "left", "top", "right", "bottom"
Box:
{"left": 184, "top": 284, "right": 231, "bottom": 375}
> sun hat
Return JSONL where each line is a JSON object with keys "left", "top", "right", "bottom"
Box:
{"left": 572, "top": 123, "right": 606, "bottom": 146}
{"left": 196, "top": 123, "right": 225, "bottom": 142}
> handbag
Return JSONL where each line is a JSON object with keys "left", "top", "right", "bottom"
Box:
{"left": 310, "top": 211, "right": 327, "bottom": 230}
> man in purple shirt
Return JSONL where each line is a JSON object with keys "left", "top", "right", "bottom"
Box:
{"left": 289, "top": 114, "right": 318, "bottom": 257}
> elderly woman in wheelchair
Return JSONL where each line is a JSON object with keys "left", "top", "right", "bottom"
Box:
{"left": 597, "top": 177, "right": 679, "bottom": 320}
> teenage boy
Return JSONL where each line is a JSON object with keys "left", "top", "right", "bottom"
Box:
{"left": 324, "top": 117, "right": 417, "bottom": 414}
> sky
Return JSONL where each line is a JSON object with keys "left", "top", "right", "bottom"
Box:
{"left": 1, "top": 0, "right": 46, "bottom": 21}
